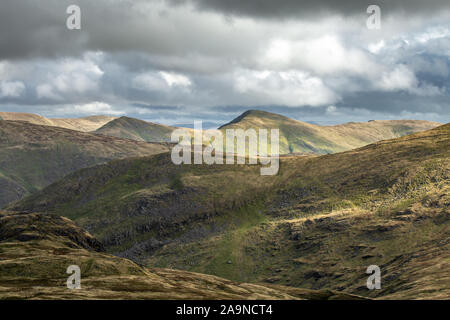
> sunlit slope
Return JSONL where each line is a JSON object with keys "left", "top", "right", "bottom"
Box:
{"left": 0, "top": 112, "right": 54, "bottom": 126}
{"left": 219, "top": 110, "right": 441, "bottom": 154}
{"left": 0, "top": 120, "right": 169, "bottom": 207}
{"left": 149, "top": 124, "right": 450, "bottom": 299}
{"left": 0, "top": 211, "right": 362, "bottom": 300}
{"left": 51, "top": 115, "right": 118, "bottom": 132}
{"left": 0, "top": 112, "right": 116, "bottom": 132}
{"left": 94, "top": 116, "right": 176, "bottom": 142}
{"left": 9, "top": 124, "right": 449, "bottom": 299}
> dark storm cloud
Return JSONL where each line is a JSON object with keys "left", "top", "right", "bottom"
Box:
{"left": 0, "top": 0, "right": 449, "bottom": 124}
{"left": 2, "top": 0, "right": 450, "bottom": 60}
{"left": 170, "top": 0, "right": 450, "bottom": 19}
{"left": 131, "top": 103, "right": 182, "bottom": 111}
{"left": 0, "top": 0, "right": 259, "bottom": 60}
{"left": 0, "top": 0, "right": 84, "bottom": 59}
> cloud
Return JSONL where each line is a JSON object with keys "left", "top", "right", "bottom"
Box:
{"left": 169, "top": 0, "right": 450, "bottom": 20}
{"left": 56, "top": 102, "right": 125, "bottom": 116}
{"left": 233, "top": 70, "right": 338, "bottom": 107}
{"left": 36, "top": 84, "right": 61, "bottom": 100}
{"left": 0, "top": 0, "right": 448, "bottom": 124}
{"left": 368, "top": 40, "right": 386, "bottom": 54}
{"left": 378, "top": 65, "right": 418, "bottom": 91}
{"left": 133, "top": 72, "right": 171, "bottom": 92}
{"left": 160, "top": 72, "right": 192, "bottom": 87}
{"left": 0, "top": 81, "right": 25, "bottom": 98}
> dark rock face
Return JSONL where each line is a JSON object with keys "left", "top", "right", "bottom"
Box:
{"left": 0, "top": 211, "right": 104, "bottom": 252}
{"left": 0, "top": 177, "right": 27, "bottom": 209}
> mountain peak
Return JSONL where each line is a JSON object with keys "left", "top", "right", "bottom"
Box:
{"left": 219, "top": 110, "right": 292, "bottom": 128}
{"left": 95, "top": 115, "right": 175, "bottom": 142}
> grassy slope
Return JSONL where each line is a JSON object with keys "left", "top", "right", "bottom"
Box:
{"left": 0, "top": 120, "right": 169, "bottom": 208}
{"left": 51, "top": 115, "right": 118, "bottom": 132}
{"left": 95, "top": 116, "right": 176, "bottom": 142}
{"left": 2, "top": 110, "right": 438, "bottom": 154}
{"left": 9, "top": 123, "right": 450, "bottom": 299}
{"left": 148, "top": 124, "right": 450, "bottom": 299}
{"left": 0, "top": 211, "right": 362, "bottom": 300}
{"left": 219, "top": 110, "right": 441, "bottom": 154}
{"left": 0, "top": 112, "right": 116, "bottom": 132}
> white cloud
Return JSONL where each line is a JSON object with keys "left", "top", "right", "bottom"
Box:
{"left": 326, "top": 105, "right": 338, "bottom": 114}
{"left": 133, "top": 72, "right": 169, "bottom": 91}
{"left": 368, "top": 40, "right": 386, "bottom": 54}
{"left": 33, "top": 55, "right": 104, "bottom": 101}
{"left": 234, "top": 69, "right": 339, "bottom": 107}
{"left": 415, "top": 27, "right": 450, "bottom": 44}
{"left": 374, "top": 64, "right": 444, "bottom": 96}
{"left": 56, "top": 102, "right": 124, "bottom": 116}
{"left": 0, "top": 80, "right": 25, "bottom": 97}
{"left": 263, "top": 39, "right": 293, "bottom": 68}
{"left": 159, "top": 71, "right": 192, "bottom": 87}
{"left": 133, "top": 71, "right": 192, "bottom": 94}
{"left": 378, "top": 65, "right": 418, "bottom": 92}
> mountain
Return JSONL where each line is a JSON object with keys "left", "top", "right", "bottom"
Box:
{"left": 0, "top": 112, "right": 117, "bottom": 132}
{"left": 50, "top": 115, "right": 118, "bottom": 132}
{"left": 10, "top": 123, "right": 450, "bottom": 299}
{"left": 3, "top": 110, "right": 438, "bottom": 154}
{"left": 95, "top": 116, "right": 176, "bottom": 142}
{"left": 0, "top": 120, "right": 169, "bottom": 207}
{"left": 219, "top": 110, "right": 441, "bottom": 154}
{"left": 0, "top": 210, "right": 363, "bottom": 299}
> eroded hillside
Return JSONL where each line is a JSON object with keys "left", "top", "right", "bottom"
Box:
{"left": 0, "top": 211, "right": 362, "bottom": 300}
{"left": 9, "top": 124, "right": 449, "bottom": 299}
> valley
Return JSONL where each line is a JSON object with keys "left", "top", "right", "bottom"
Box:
{"left": 6, "top": 121, "right": 449, "bottom": 299}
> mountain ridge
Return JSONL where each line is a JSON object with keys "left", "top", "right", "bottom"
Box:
{"left": 9, "top": 123, "right": 449, "bottom": 299}
{"left": 2, "top": 110, "right": 440, "bottom": 155}
{"left": 94, "top": 116, "right": 176, "bottom": 142}
{"left": 0, "top": 112, "right": 117, "bottom": 132}
{"left": 219, "top": 110, "right": 441, "bottom": 154}
{"left": 0, "top": 120, "right": 169, "bottom": 207}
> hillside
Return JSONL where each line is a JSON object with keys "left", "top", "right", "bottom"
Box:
{"left": 0, "top": 112, "right": 116, "bottom": 132}
{"left": 1, "top": 110, "right": 439, "bottom": 154}
{"left": 10, "top": 123, "right": 450, "bottom": 299}
{"left": 0, "top": 120, "right": 169, "bottom": 207}
{"left": 95, "top": 116, "right": 176, "bottom": 142}
{"left": 51, "top": 115, "right": 118, "bottom": 132}
{"left": 219, "top": 110, "right": 441, "bottom": 154}
{"left": 0, "top": 210, "right": 362, "bottom": 299}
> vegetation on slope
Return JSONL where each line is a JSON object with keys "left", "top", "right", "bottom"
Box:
{"left": 219, "top": 110, "right": 441, "bottom": 154}
{"left": 0, "top": 112, "right": 116, "bottom": 132}
{"left": 95, "top": 116, "right": 176, "bottom": 142}
{"left": 9, "top": 124, "right": 450, "bottom": 299}
{"left": 0, "top": 211, "right": 362, "bottom": 300}
{"left": 0, "top": 120, "right": 169, "bottom": 207}
{"left": 1, "top": 110, "right": 439, "bottom": 155}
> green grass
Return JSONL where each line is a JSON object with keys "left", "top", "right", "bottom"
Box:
{"left": 7, "top": 123, "right": 450, "bottom": 299}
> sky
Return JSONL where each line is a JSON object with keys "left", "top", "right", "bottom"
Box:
{"left": 0, "top": 0, "right": 449, "bottom": 127}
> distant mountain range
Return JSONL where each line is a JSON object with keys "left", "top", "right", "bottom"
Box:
{"left": 218, "top": 110, "right": 441, "bottom": 154}
{"left": 0, "top": 112, "right": 116, "bottom": 132}
{"left": 0, "top": 110, "right": 440, "bottom": 155}
{"left": 0, "top": 109, "right": 441, "bottom": 208}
